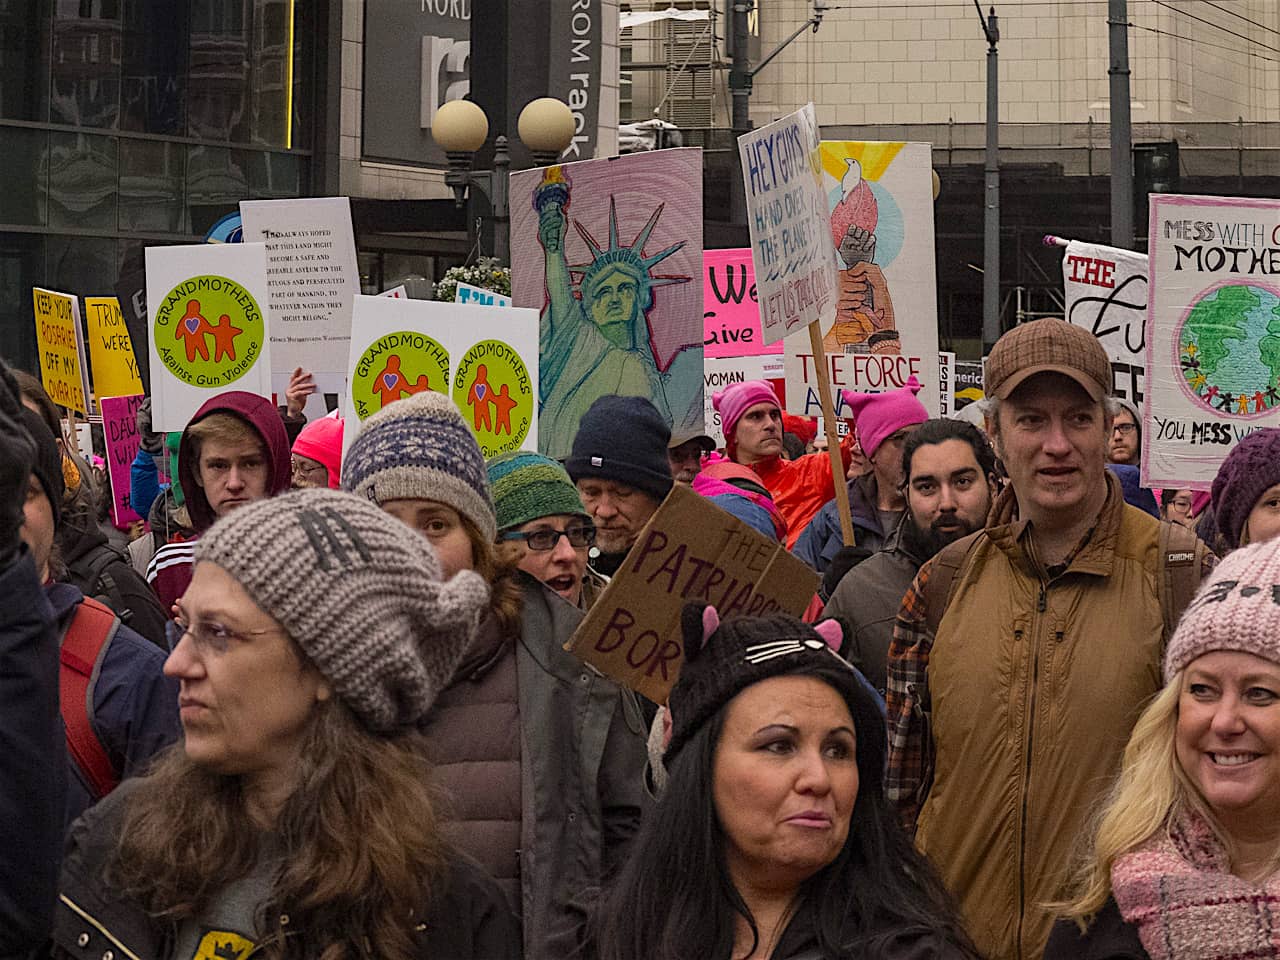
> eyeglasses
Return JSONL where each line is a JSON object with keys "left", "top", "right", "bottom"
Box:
{"left": 1169, "top": 498, "right": 1193, "bottom": 511}
{"left": 166, "top": 614, "right": 279, "bottom": 655}
{"left": 291, "top": 458, "right": 328, "bottom": 481}
{"left": 500, "top": 524, "right": 596, "bottom": 551}
{"left": 1112, "top": 423, "right": 1137, "bottom": 436}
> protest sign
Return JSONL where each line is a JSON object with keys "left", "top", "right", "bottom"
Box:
{"left": 99, "top": 394, "right": 146, "bottom": 528}
{"left": 379, "top": 284, "right": 408, "bottom": 299}
{"left": 565, "top": 484, "right": 820, "bottom": 704}
{"left": 115, "top": 269, "right": 151, "bottom": 394}
{"left": 704, "top": 355, "right": 785, "bottom": 447}
{"left": 1143, "top": 194, "right": 1280, "bottom": 489}
{"left": 32, "top": 288, "right": 90, "bottom": 414}
{"left": 455, "top": 282, "right": 513, "bottom": 308}
{"left": 739, "top": 105, "right": 838, "bottom": 344}
{"left": 343, "top": 295, "right": 540, "bottom": 458}
{"left": 1063, "top": 240, "right": 1149, "bottom": 404}
{"left": 145, "top": 243, "right": 273, "bottom": 432}
{"left": 704, "top": 248, "right": 780, "bottom": 358}
{"left": 784, "top": 141, "right": 941, "bottom": 419}
{"left": 240, "top": 197, "right": 359, "bottom": 378}
{"left": 937, "top": 352, "right": 955, "bottom": 418}
{"left": 955, "top": 361, "right": 984, "bottom": 408}
{"left": 510, "top": 148, "right": 704, "bottom": 459}
{"left": 84, "top": 297, "right": 144, "bottom": 399}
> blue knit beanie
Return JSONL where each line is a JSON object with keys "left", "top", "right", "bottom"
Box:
{"left": 341, "top": 391, "right": 497, "bottom": 543}
{"left": 564, "top": 395, "right": 674, "bottom": 503}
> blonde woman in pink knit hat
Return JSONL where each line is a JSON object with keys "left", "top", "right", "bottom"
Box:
{"left": 1049, "top": 537, "right": 1280, "bottom": 960}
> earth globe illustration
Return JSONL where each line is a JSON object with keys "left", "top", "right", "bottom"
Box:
{"left": 1177, "top": 283, "right": 1280, "bottom": 417}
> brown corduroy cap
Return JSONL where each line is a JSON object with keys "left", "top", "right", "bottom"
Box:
{"left": 984, "top": 317, "right": 1112, "bottom": 402}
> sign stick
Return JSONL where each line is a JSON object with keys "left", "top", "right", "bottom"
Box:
{"left": 807, "top": 321, "right": 854, "bottom": 546}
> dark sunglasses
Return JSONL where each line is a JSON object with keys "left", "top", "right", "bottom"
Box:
{"left": 501, "top": 524, "right": 596, "bottom": 551}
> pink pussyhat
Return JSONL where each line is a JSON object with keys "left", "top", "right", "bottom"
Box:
{"left": 712, "top": 380, "right": 780, "bottom": 455}
{"left": 841, "top": 375, "right": 927, "bottom": 459}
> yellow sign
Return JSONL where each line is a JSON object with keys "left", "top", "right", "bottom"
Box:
{"left": 84, "top": 297, "right": 144, "bottom": 399}
{"left": 32, "top": 288, "right": 89, "bottom": 414}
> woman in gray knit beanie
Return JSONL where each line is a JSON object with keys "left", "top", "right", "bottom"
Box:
{"left": 53, "top": 489, "right": 519, "bottom": 960}
{"left": 341, "top": 390, "right": 650, "bottom": 956}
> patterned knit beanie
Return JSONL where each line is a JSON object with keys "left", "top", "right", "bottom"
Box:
{"left": 1164, "top": 537, "right": 1280, "bottom": 682}
{"left": 196, "top": 488, "right": 490, "bottom": 731}
{"left": 487, "top": 450, "right": 587, "bottom": 532}
{"left": 665, "top": 604, "right": 873, "bottom": 763}
{"left": 841, "top": 375, "right": 928, "bottom": 460}
{"left": 341, "top": 391, "right": 497, "bottom": 543}
{"left": 1210, "top": 427, "right": 1280, "bottom": 551}
{"left": 564, "top": 395, "right": 674, "bottom": 503}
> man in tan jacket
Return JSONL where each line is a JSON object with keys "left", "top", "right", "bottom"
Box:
{"left": 885, "top": 318, "right": 1213, "bottom": 960}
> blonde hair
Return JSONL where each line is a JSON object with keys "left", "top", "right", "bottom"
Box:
{"left": 1056, "top": 672, "right": 1235, "bottom": 927}
{"left": 187, "top": 412, "right": 265, "bottom": 459}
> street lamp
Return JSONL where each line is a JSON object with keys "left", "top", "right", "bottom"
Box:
{"left": 432, "top": 98, "right": 576, "bottom": 265}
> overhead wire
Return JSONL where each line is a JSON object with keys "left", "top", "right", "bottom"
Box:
{"left": 1128, "top": 20, "right": 1280, "bottom": 63}
{"left": 1146, "top": 0, "right": 1280, "bottom": 54}
{"left": 1147, "top": 0, "right": 1280, "bottom": 37}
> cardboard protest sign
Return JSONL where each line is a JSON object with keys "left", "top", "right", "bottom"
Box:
{"left": 510, "top": 148, "right": 704, "bottom": 459}
{"left": 1063, "top": 240, "right": 1149, "bottom": 404}
{"left": 239, "top": 197, "right": 359, "bottom": 380}
{"left": 114, "top": 270, "right": 151, "bottom": 394}
{"left": 455, "top": 282, "right": 513, "bottom": 308}
{"left": 84, "top": 297, "right": 144, "bottom": 399}
{"left": 343, "top": 295, "right": 540, "bottom": 458}
{"left": 704, "top": 355, "right": 785, "bottom": 447}
{"left": 99, "top": 393, "right": 146, "bottom": 528}
{"left": 704, "top": 248, "right": 780, "bottom": 358}
{"left": 738, "top": 105, "right": 838, "bottom": 344}
{"left": 1144, "top": 194, "right": 1280, "bottom": 490}
{"left": 566, "top": 484, "right": 819, "bottom": 704}
{"left": 145, "top": 243, "right": 273, "bottom": 432}
{"left": 784, "top": 141, "right": 940, "bottom": 420}
{"left": 32, "top": 288, "right": 90, "bottom": 414}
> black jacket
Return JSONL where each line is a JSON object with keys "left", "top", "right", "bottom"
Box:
{"left": 52, "top": 780, "right": 521, "bottom": 960}
{"left": 60, "top": 520, "right": 168, "bottom": 650}
{"left": 1044, "top": 897, "right": 1149, "bottom": 960}
{"left": 0, "top": 549, "right": 63, "bottom": 960}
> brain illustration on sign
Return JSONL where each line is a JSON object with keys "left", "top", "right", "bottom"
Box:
{"left": 350, "top": 330, "right": 450, "bottom": 420}
{"left": 153, "top": 276, "right": 264, "bottom": 387}
{"left": 452, "top": 339, "right": 534, "bottom": 457}
{"left": 1177, "top": 282, "right": 1280, "bottom": 418}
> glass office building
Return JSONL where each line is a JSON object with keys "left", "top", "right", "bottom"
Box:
{"left": 0, "top": 0, "right": 315, "bottom": 372}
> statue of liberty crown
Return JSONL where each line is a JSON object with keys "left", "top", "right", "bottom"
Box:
{"left": 570, "top": 198, "right": 691, "bottom": 297}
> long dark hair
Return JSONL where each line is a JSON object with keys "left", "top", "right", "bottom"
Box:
{"left": 593, "top": 668, "right": 978, "bottom": 960}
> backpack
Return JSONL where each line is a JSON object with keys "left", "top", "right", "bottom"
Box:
{"left": 66, "top": 541, "right": 133, "bottom": 628}
{"left": 58, "top": 597, "right": 122, "bottom": 800}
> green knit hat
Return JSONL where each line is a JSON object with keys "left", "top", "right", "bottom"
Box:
{"left": 487, "top": 451, "right": 588, "bottom": 532}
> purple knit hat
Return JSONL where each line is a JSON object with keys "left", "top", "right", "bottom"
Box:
{"left": 712, "top": 380, "right": 780, "bottom": 452}
{"left": 841, "top": 375, "right": 928, "bottom": 459}
{"left": 1164, "top": 537, "right": 1280, "bottom": 681}
{"left": 1210, "top": 428, "right": 1280, "bottom": 551}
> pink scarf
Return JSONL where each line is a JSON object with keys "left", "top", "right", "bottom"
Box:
{"left": 1111, "top": 810, "right": 1280, "bottom": 960}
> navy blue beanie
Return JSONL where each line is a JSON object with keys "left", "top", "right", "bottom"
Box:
{"left": 564, "top": 395, "right": 674, "bottom": 503}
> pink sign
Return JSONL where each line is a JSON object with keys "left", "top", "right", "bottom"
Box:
{"left": 100, "top": 394, "right": 146, "bottom": 528}
{"left": 703, "top": 248, "right": 780, "bottom": 359}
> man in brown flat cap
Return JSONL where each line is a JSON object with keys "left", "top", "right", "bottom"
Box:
{"left": 885, "top": 318, "right": 1214, "bottom": 960}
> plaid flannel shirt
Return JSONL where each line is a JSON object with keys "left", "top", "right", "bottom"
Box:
{"left": 884, "top": 559, "right": 936, "bottom": 833}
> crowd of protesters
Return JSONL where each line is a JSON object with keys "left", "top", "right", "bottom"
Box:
{"left": 3, "top": 311, "right": 1280, "bottom": 960}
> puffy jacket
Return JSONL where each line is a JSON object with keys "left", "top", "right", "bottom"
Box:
{"left": 823, "top": 517, "right": 925, "bottom": 696}
{"left": 0, "top": 549, "right": 62, "bottom": 959}
{"left": 420, "top": 573, "right": 648, "bottom": 960}
{"left": 51, "top": 780, "right": 520, "bottom": 960}
{"left": 910, "top": 476, "right": 1204, "bottom": 960}
{"left": 48, "top": 581, "right": 181, "bottom": 827}
{"left": 792, "top": 472, "right": 894, "bottom": 575}
{"left": 749, "top": 441, "right": 852, "bottom": 550}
